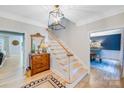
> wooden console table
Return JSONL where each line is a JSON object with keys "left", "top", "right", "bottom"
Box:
{"left": 29, "top": 53, "right": 50, "bottom": 76}
{"left": 90, "top": 48, "right": 102, "bottom": 62}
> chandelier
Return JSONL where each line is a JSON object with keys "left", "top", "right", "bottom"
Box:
{"left": 48, "top": 5, "right": 65, "bottom": 30}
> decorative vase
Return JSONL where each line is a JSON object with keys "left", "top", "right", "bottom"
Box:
{"left": 42, "top": 48, "right": 47, "bottom": 53}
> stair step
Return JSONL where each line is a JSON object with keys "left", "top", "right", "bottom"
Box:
{"left": 52, "top": 52, "right": 66, "bottom": 55}
{"left": 50, "top": 40, "right": 63, "bottom": 43}
{"left": 63, "top": 63, "right": 82, "bottom": 72}
{"left": 53, "top": 52, "right": 67, "bottom": 55}
{"left": 50, "top": 43, "right": 60, "bottom": 46}
{"left": 50, "top": 42, "right": 60, "bottom": 45}
{"left": 72, "top": 62, "right": 81, "bottom": 68}
{"left": 53, "top": 54, "right": 67, "bottom": 57}
{"left": 50, "top": 40, "right": 58, "bottom": 44}
{"left": 50, "top": 46, "right": 62, "bottom": 50}
{"left": 56, "top": 57, "right": 68, "bottom": 61}
{"left": 57, "top": 58, "right": 77, "bottom": 66}
{"left": 56, "top": 54, "right": 67, "bottom": 57}
{"left": 50, "top": 47, "right": 63, "bottom": 50}
{"left": 57, "top": 58, "right": 74, "bottom": 65}
{"left": 56, "top": 55, "right": 67, "bottom": 60}
{"left": 51, "top": 50, "right": 66, "bottom": 54}
{"left": 58, "top": 61, "right": 68, "bottom": 65}
{"left": 71, "top": 67, "right": 87, "bottom": 83}
{"left": 57, "top": 56, "right": 78, "bottom": 62}
{"left": 70, "top": 57, "right": 78, "bottom": 62}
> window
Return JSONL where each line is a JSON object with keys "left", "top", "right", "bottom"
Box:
{"left": 0, "top": 38, "right": 4, "bottom": 51}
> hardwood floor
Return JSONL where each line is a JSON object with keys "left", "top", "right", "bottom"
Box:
{"left": 0, "top": 55, "right": 25, "bottom": 88}
{"left": 75, "top": 68, "right": 124, "bottom": 88}
{"left": 90, "top": 59, "right": 121, "bottom": 80}
{"left": 0, "top": 70, "right": 52, "bottom": 88}
{"left": 1, "top": 67, "right": 124, "bottom": 88}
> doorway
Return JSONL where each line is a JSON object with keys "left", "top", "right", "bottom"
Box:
{"left": 0, "top": 31, "right": 25, "bottom": 86}
{"left": 90, "top": 29, "right": 123, "bottom": 80}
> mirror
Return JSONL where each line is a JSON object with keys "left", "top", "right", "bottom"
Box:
{"left": 31, "top": 33, "right": 45, "bottom": 53}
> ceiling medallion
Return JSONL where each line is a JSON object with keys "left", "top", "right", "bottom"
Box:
{"left": 48, "top": 5, "right": 65, "bottom": 30}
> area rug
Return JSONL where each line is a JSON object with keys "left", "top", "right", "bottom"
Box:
{"left": 22, "top": 75, "right": 66, "bottom": 88}
{"left": 91, "top": 60, "right": 121, "bottom": 80}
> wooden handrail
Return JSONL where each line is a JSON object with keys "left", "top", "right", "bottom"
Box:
{"left": 46, "top": 28, "right": 73, "bottom": 56}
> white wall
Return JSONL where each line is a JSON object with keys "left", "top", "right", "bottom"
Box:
{"left": 52, "top": 12, "right": 124, "bottom": 76}
{"left": 100, "top": 50, "right": 120, "bottom": 60}
{"left": 0, "top": 17, "right": 47, "bottom": 69}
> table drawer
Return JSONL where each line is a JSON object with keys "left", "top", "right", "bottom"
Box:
{"left": 31, "top": 65, "right": 50, "bottom": 75}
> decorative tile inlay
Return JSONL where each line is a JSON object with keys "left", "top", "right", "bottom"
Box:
{"left": 22, "top": 75, "right": 66, "bottom": 88}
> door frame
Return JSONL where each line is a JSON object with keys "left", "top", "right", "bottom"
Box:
{"left": 89, "top": 28, "right": 124, "bottom": 78}
{"left": 0, "top": 30, "right": 25, "bottom": 70}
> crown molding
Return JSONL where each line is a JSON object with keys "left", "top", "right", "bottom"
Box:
{"left": 0, "top": 10, "right": 47, "bottom": 28}
{"left": 0, "top": 8, "right": 124, "bottom": 28}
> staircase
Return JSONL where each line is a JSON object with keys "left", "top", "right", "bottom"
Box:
{"left": 47, "top": 29, "right": 88, "bottom": 87}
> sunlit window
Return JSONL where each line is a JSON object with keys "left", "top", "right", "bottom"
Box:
{"left": 0, "top": 38, "right": 4, "bottom": 52}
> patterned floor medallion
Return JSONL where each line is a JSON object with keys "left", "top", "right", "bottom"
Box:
{"left": 22, "top": 75, "right": 66, "bottom": 88}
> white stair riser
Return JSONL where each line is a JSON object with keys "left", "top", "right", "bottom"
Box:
{"left": 62, "top": 64, "right": 82, "bottom": 72}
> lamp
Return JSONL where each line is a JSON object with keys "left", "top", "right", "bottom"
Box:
{"left": 48, "top": 5, "right": 65, "bottom": 30}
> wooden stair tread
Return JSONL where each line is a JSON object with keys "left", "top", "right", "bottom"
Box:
{"left": 50, "top": 47, "right": 63, "bottom": 50}
{"left": 51, "top": 49, "right": 66, "bottom": 52}
{"left": 71, "top": 67, "right": 87, "bottom": 83}
{"left": 51, "top": 51, "right": 66, "bottom": 55}
{"left": 52, "top": 52, "right": 66, "bottom": 55}
{"left": 57, "top": 59, "right": 77, "bottom": 66}
{"left": 56, "top": 55, "right": 67, "bottom": 60}
{"left": 50, "top": 45, "right": 62, "bottom": 48}
{"left": 63, "top": 63, "right": 81, "bottom": 72}
{"left": 57, "top": 60, "right": 68, "bottom": 65}
{"left": 73, "top": 63, "right": 81, "bottom": 68}
{"left": 50, "top": 43, "right": 60, "bottom": 46}
{"left": 50, "top": 41, "right": 58, "bottom": 43}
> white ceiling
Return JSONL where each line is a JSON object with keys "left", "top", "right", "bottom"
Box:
{"left": 0, "top": 5, "right": 124, "bottom": 27}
